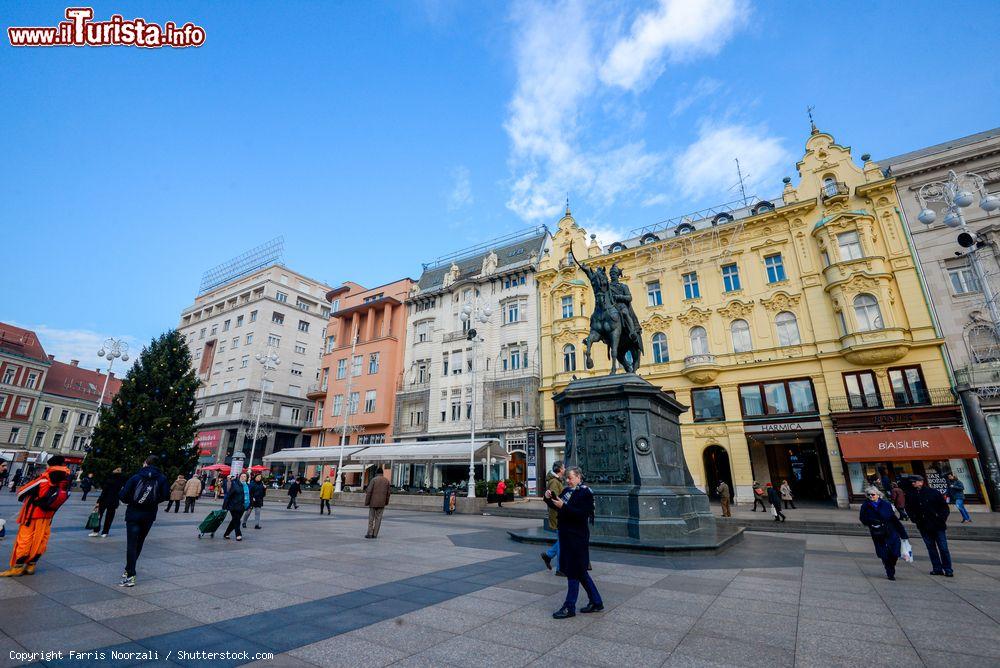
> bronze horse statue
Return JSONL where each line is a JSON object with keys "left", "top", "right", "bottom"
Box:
{"left": 570, "top": 243, "right": 643, "bottom": 374}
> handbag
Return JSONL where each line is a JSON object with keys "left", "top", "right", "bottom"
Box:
{"left": 85, "top": 511, "right": 101, "bottom": 531}
{"left": 900, "top": 538, "right": 914, "bottom": 563}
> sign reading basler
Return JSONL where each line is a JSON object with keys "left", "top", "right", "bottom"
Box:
{"left": 8, "top": 7, "right": 205, "bottom": 48}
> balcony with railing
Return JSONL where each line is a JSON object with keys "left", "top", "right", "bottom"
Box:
{"left": 828, "top": 388, "right": 957, "bottom": 413}
{"left": 820, "top": 181, "right": 850, "bottom": 204}
{"left": 955, "top": 363, "right": 1000, "bottom": 389}
{"left": 682, "top": 354, "right": 720, "bottom": 384}
{"left": 443, "top": 330, "right": 469, "bottom": 344}
{"left": 306, "top": 383, "right": 327, "bottom": 399}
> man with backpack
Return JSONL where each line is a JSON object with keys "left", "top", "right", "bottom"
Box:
{"left": 0, "top": 455, "right": 71, "bottom": 577}
{"left": 118, "top": 455, "right": 169, "bottom": 587}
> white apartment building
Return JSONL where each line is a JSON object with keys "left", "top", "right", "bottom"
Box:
{"left": 393, "top": 228, "right": 550, "bottom": 490}
{"left": 179, "top": 261, "right": 331, "bottom": 467}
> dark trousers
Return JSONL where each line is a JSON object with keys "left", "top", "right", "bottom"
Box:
{"left": 124, "top": 519, "right": 154, "bottom": 577}
{"left": 165, "top": 500, "right": 180, "bottom": 512}
{"left": 184, "top": 497, "right": 197, "bottom": 513}
{"left": 81, "top": 489, "right": 91, "bottom": 501}
{"left": 224, "top": 509, "right": 243, "bottom": 538}
{"left": 99, "top": 506, "right": 117, "bottom": 535}
{"left": 783, "top": 499, "right": 796, "bottom": 509}
{"left": 564, "top": 572, "right": 602, "bottom": 611}
{"left": 752, "top": 497, "right": 767, "bottom": 511}
{"left": 287, "top": 496, "right": 298, "bottom": 509}
{"left": 320, "top": 499, "right": 331, "bottom": 514}
{"left": 881, "top": 554, "right": 898, "bottom": 578}
{"left": 921, "top": 528, "right": 953, "bottom": 574}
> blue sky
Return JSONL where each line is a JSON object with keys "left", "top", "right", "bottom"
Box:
{"left": 3, "top": 0, "right": 998, "bottom": 370}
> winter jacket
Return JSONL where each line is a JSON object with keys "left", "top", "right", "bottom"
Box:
{"left": 716, "top": 481, "right": 730, "bottom": 501}
{"left": 890, "top": 486, "right": 906, "bottom": 510}
{"left": 97, "top": 473, "right": 126, "bottom": 510}
{"left": 860, "top": 498, "right": 908, "bottom": 560}
{"left": 766, "top": 486, "right": 781, "bottom": 506}
{"left": 169, "top": 477, "right": 186, "bottom": 501}
{"left": 905, "top": 485, "right": 950, "bottom": 533}
{"left": 222, "top": 481, "right": 249, "bottom": 513}
{"left": 365, "top": 474, "right": 391, "bottom": 508}
{"left": 15, "top": 466, "right": 71, "bottom": 524}
{"left": 546, "top": 472, "right": 564, "bottom": 530}
{"left": 546, "top": 484, "right": 594, "bottom": 580}
{"left": 287, "top": 480, "right": 301, "bottom": 498}
{"left": 119, "top": 465, "right": 170, "bottom": 523}
{"left": 779, "top": 483, "right": 793, "bottom": 501}
{"left": 946, "top": 479, "right": 966, "bottom": 502}
{"left": 319, "top": 481, "right": 334, "bottom": 500}
{"left": 80, "top": 476, "right": 94, "bottom": 492}
{"left": 496, "top": 481, "right": 507, "bottom": 496}
{"left": 248, "top": 480, "right": 266, "bottom": 507}
{"left": 183, "top": 477, "right": 203, "bottom": 498}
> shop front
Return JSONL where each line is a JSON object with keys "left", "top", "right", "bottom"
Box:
{"left": 837, "top": 426, "right": 983, "bottom": 504}
{"left": 744, "top": 419, "right": 837, "bottom": 502}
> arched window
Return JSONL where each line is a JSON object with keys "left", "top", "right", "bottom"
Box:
{"left": 730, "top": 319, "right": 752, "bottom": 353}
{"left": 562, "top": 344, "right": 577, "bottom": 373}
{"left": 652, "top": 332, "right": 668, "bottom": 364}
{"left": 968, "top": 325, "right": 1000, "bottom": 363}
{"left": 823, "top": 176, "right": 839, "bottom": 197}
{"left": 689, "top": 326, "right": 709, "bottom": 355}
{"left": 608, "top": 242, "right": 627, "bottom": 253}
{"left": 640, "top": 233, "right": 658, "bottom": 245}
{"left": 775, "top": 311, "right": 800, "bottom": 346}
{"left": 853, "top": 294, "right": 884, "bottom": 331}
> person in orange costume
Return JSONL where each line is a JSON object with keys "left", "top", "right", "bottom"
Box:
{"left": 0, "top": 455, "right": 70, "bottom": 577}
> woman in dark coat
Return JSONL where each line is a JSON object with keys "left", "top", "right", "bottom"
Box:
{"left": 860, "top": 486, "right": 909, "bottom": 580}
{"left": 242, "top": 474, "right": 266, "bottom": 530}
{"left": 222, "top": 473, "right": 249, "bottom": 541}
{"left": 544, "top": 466, "right": 603, "bottom": 619}
{"left": 93, "top": 468, "right": 125, "bottom": 537}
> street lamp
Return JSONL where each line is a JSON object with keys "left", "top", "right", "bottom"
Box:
{"left": 334, "top": 327, "right": 360, "bottom": 493}
{"left": 460, "top": 299, "right": 492, "bottom": 498}
{"left": 248, "top": 347, "right": 280, "bottom": 473}
{"left": 918, "top": 170, "right": 1000, "bottom": 328}
{"left": 93, "top": 337, "right": 129, "bottom": 431}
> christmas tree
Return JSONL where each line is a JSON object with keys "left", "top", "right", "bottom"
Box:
{"left": 85, "top": 330, "right": 200, "bottom": 482}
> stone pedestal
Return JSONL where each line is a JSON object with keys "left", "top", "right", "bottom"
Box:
{"left": 557, "top": 373, "right": 717, "bottom": 543}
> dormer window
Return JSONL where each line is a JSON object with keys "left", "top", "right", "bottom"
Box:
{"left": 640, "top": 233, "right": 658, "bottom": 245}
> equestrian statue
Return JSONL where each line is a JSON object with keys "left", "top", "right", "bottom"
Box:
{"left": 570, "top": 243, "right": 644, "bottom": 374}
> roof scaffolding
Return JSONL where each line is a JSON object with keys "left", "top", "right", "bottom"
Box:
{"left": 199, "top": 237, "right": 285, "bottom": 294}
{"left": 422, "top": 226, "right": 548, "bottom": 270}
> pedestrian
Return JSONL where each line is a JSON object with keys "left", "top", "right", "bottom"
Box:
{"left": 766, "top": 482, "right": 786, "bottom": 522}
{"left": 890, "top": 481, "right": 909, "bottom": 521}
{"left": 779, "top": 479, "right": 795, "bottom": 509}
{"left": 9, "top": 469, "right": 23, "bottom": 493}
{"left": 287, "top": 476, "right": 301, "bottom": 509}
{"left": 496, "top": 479, "right": 507, "bottom": 508}
{"left": 541, "top": 461, "right": 565, "bottom": 573}
{"left": 716, "top": 480, "right": 731, "bottom": 517}
{"left": 319, "top": 476, "right": 334, "bottom": 515}
{"left": 751, "top": 481, "right": 767, "bottom": 512}
{"left": 545, "top": 466, "right": 603, "bottom": 619}
{"left": 0, "top": 463, "right": 8, "bottom": 489}
{"left": 183, "top": 474, "right": 202, "bottom": 513}
{"left": 860, "top": 486, "right": 909, "bottom": 581}
{"left": 0, "top": 455, "right": 71, "bottom": 577}
{"left": 222, "top": 472, "right": 249, "bottom": 541}
{"left": 166, "top": 475, "right": 185, "bottom": 513}
{"left": 118, "top": 455, "right": 169, "bottom": 587}
{"left": 242, "top": 474, "right": 266, "bottom": 530}
{"left": 364, "top": 466, "right": 391, "bottom": 539}
{"left": 80, "top": 473, "right": 94, "bottom": 501}
{"left": 904, "top": 475, "right": 953, "bottom": 577}
{"left": 945, "top": 473, "right": 972, "bottom": 524}
{"left": 91, "top": 467, "right": 125, "bottom": 538}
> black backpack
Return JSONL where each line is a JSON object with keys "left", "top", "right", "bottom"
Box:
{"left": 132, "top": 477, "right": 158, "bottom": 507}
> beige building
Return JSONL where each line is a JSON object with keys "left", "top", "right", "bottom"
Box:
{"left": 881, "top": 127, "right": 1000, "bottom": 503}
{"left": 179, "top": 258, "right": 332, "bottom": 468}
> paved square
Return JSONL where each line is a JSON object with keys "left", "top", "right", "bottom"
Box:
{"left": 2, "top": 495, "right": 999, "bottom": 667}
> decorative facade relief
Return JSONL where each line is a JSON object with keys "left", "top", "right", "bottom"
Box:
{"left": 760, "top": 292, "right": 802, "bottom": 312}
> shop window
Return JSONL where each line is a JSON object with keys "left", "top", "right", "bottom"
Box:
{"left": 844, "top": 371, "right": 881, "bottom": 409}
{"left": 730, "top": 319, "right": 752, "bottom": 353}
{"left": 888, "top": 366, "right": 929, "bottom": 406}
{"left": 691, "top": 387, "right": 724, "bottom": 422}
{"left": 853, "top": 294, "right": 884, "bottom": 331}
{"left": 651, "top": 332, "right": 668, "bottom": 364}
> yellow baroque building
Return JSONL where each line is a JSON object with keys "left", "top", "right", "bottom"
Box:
{"left": 537, "top": 127, "right": 984, "bottom": 508}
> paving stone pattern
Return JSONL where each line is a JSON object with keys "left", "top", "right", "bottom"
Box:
{"left": 1, "top": 494, "right": 999, "bottom": 667}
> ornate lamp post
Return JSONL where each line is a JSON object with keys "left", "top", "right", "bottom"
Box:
{"left": 94, "top": 338, "right": 129, "bottom": 427}
{"left": 460, "top": 298, "right": 492, "bottom": 498}
{"left": 248, "top": 347, "right": 280, "bottom": 471}
{"left": 334, "top": 328, "right": 359, "bottom": 493}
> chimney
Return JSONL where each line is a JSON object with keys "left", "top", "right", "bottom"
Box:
{"left": 109, "top": 372, "right": 115, "bottom": 379}
{"left": 48, "top": 354, "right": 55, "bottom": 361}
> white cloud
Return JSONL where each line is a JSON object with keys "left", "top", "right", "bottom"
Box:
{"left": 503, "top": 0, "right": 749, "bottom": 223}
{"left": 671, "top": 77, "right": 722, "bottom": 117}
{"left": 641, "top": 193, "right": 669, "bottom": 207}
{"left": 447, "top": 165, "right": 474, "bottom": 211}
{"left": 672, "top": 122, "right": 790, "bottom": 201}
{"left": 600, "top": 0, "right": 749, "bottom": 92}
{"left": 586, "top": 223, "right": 632, "bottom": 248}
{"left": 16, "top": 323, "right": 140, "bottom": 375}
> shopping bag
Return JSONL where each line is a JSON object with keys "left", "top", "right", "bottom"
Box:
{"left": 85, "top": 512, "right": 101, "bottom": 531}
{"left": 770, "top": 505, "right": 778, "bottom": 518}
{"left": 900, "top": 538, "right": 914, "bottom": 563}
{"left": 0, "top": 518, "right": 6, "bottom": 539}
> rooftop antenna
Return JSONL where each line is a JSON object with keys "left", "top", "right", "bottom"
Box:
{"left": 807, "top": 105, "right": 817, "bottom": 134}
{"left": 728, "top": 158, "right": 751, "bottom": 207}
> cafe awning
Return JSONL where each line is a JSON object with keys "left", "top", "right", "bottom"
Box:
{"left": 262, "top": 446, "right": 367, "bottom": 463}
{"left": 353, "top": 439, "right": 506, "bottom": 463}
{"left": 838, "top": 427, "right": 978, "bottom": 462}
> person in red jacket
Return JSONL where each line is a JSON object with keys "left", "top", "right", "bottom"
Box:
{"left": 495, "top": 479, "right": 507, "bottom": 508}
{"left": 0, "top": 455, "right": 70, "bottom": 577}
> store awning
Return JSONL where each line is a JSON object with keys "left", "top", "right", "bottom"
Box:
{"left": 838, "top": 427, "right": 978, "bottom": 462}
{"left": 353, "top": 439, "right": 506, "bottom": 463}
{"left": 262, "top": 446, "right": 367, "bottom": 463}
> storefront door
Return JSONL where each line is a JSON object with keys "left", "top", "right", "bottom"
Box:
{"left": 750, "top": 433, "right": 834, "bottom": 501}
